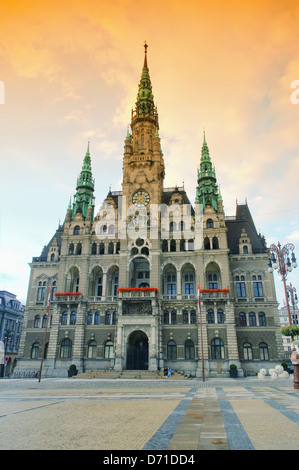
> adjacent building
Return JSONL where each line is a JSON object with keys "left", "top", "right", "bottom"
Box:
{"left": 0, "top": 291, "right": 24, "bottom": 376}
{"left": 15, "top": 45, "right": 284, "bottom": 378}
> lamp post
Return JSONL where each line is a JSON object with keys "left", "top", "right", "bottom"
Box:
{"left": 267, "top": 242, "right": 297, "bottom": 326}
{"left": 287, "top": 283, "right": 298, "bottom": 325}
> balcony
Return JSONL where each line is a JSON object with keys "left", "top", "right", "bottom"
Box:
{"left": 199, "top": 289, "right": 230, "bottom": 301}
{"left": 117, "top": 287, "right": 159, "bottom": 300}
{"left": 54, "top": 293, "right": 83, "bottom": 302}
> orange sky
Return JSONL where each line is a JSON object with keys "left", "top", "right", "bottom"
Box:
{"left": 0, "top": 0, "right": 299, "bottom": 303}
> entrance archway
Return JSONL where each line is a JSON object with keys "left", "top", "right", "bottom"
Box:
{"left": 126, "top": 330, "right": 149, "bottom": 370}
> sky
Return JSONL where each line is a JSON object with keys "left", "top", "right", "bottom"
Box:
{"left": 0, "top": 0, "right": 298, "bottom": 306}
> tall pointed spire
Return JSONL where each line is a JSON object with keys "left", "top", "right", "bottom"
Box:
{"left": 195, "top": 131, "right": 222, "bottom": 212}
{"left": 133, "top": 42, "right": 158, "bottom": 124}
{"left": 71, "top": 143, "right": 95, "bottom": 220}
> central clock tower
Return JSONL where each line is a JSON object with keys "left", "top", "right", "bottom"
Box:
{"left": 122, "top": 42, "right": 165, "bottom": 214}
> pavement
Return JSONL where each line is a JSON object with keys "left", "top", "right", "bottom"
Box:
{"left": 0, "top": 375, "right": 298, "bottom": 453}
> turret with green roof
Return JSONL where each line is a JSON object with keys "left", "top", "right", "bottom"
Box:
{"left": 71, "top": 142, "right": 95, "bottom": 220}
{"left": 195, "top": 131, "right": 222, "bottom": 213}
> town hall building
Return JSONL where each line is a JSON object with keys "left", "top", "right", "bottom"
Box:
{"left": 15, "top": 44, "right": 284, "bottom": 378}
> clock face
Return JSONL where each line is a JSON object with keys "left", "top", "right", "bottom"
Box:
{"left": 132, "top": 190, "right": 150, "bottom": 207}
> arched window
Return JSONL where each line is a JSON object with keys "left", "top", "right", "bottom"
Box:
{"left": 99, "top": 242, "right": 105, "bottom": 255}
{"left": 207, "top": 309, "right": 215, "bottom": 324}
{"left": 170, "top": 239, "right": 176, "bottom": 252}
{"left": 60, "top": 338, "right": 72, "bottom": 358}
{"left": 112, "top": 311, "right": 117, "bottom": 325}
{"left": 258, "top": 312, "right": 266, "bottom": 326}
{"left": 69, "top": 243, "right": 74, "bottom": 255}
{"left": 206, "top": 219, "right": 213, "bottom": 228}
{"left": 164, "top": 267, "right": 177, "bottom": 297}
{"left": 167, "top": 340, "right": 177, "bottom": 359}
{"left": 183, "top": 310, "right": 188, "bottom": 324}
{"left": 243, "top": 245, "right": 248, "bottom": 254}
{"left": 183, "top": 271, "right": 195, "bottom": 296}
{"left": 104, "top": 341, "right": 114, "bottom": 359}
{"left": 50, "top": 253, "right": 55, "bottom": 261}
{"left": 185, "top": 340, "right": 195, "bottom": 359}
{"left": 249, "top": 312, "right": 256, "bottom": 326}
{"left": 70, "top": 311, "right": 76, "bottom": 325}
{"left": 162, "top": 240, "right": 168, "bottom": 252}
{"left": 171, "top": 310, "right": 177, "bottom": 324}
{"left": 34, "top": 315, "right": 41, "bottom": 328}
{"left": 163, "top": 310, "right": 169, "bottom": 324}
{"left": 76, "top": 243, "right": 82, "bottom": 255}
{"left": 73, "top": 276, "right": 80, "bottom": 293}
{"left": 217, "top": 309, "right": 224, "bottom": 324}
{"left": 91, "top": 243, "right": 97, "bottom": 255}
{"left": 190, "top": 310, "right": 196, "bottom": 324}
{"left": 88, "top": 340, "right": 97, "bottom": 359}
{"left": 170, "top": 221, "right": 176, "bottom": 232}
{"left": 31, "top": 342, "right": 40, "bottom": 359}
{"left": 239, "top": 312, "right": 247, "bottom": 326}
{"left": 211, "top": 338, "right": 225, "bottom": 359}
{"left": 87, "top": 312, "right": 93, "bottom": 325}
{"left": 37, "top": 281, "right": 46, "bottom": 301}
{"left": 212, "top": 237, "right": 219, "bottom": 249}
{"left": 94, "top": 312, "right": 100, "bottom": 325}
{"left": 105, "top": 311, "right": 111, "bottom": 325}
{"left": 243, "top": 342, "right": 253, "bottom": 360}
{"left": 259, "top": 342, "right": 269, "bottom": 361}
{"left": 42, "top": 315, "right": 47, "bottom": 328}
{"left": 61, "top": 312, "right": 68, "bottom": 325}
{"left": 96, "top": 276, "right": 102, "bottom": 297}
{"left": 73, "top": 226, "right": 80, "bottom": 235}
{"left": 51, "top": 280, "right": 57, "bottom": 299}
{"left": 204, "top": 237, "right": 210, "bottom": 250}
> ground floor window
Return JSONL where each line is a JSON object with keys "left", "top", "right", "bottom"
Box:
{"left": 104, "top": 340, "right": 114, "bottom": 358}
{"left": 60, "top": 338, "right": 72, "bottom": 358}
{"left": 185, "top": 340, "right": 195, "bottom": 359}
{"left": 31, "top": 342, "right": 40, "bottom": 358}
{"left": 259, "top": 342, "right": 269, "bottom": 360}
{"left": 211, "top": 338, "right": 224, "bottom": 359}
{"left": 167, "top": 340, "right": 177, "bottom": 359}
{"left": 88, "top": 340, "right": 97, "bottom": 358}
{"left": 243, "top": 342, "right": 253, "bottom": 360}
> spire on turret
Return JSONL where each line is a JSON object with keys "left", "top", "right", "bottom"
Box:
{"left": 132, "top": 42, "right": 158, "bottom": 124}
{"left": 68, "top": 143, "right": 95, "bottom": 220}
{"left": 195, "top": 131, "right": 222, "bottom": 213}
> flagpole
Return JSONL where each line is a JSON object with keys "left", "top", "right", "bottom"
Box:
{"left": 198, "top": 285, "right": 205, "bottom": 382}
{"left": 38, "top": 289, "right": 51, "bottom": 383}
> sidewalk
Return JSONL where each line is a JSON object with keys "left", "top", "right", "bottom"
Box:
{"left": 0, "top": 376, "right": 298, "bottom": 450}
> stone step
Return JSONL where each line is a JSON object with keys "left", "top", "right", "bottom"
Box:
{"left": 75, "top": 369, "right": 189, "bottom": 380}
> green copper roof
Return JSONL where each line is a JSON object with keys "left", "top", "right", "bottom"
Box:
{"left": 195, "top": 131, "right": 221, "bottom": 212}
{"left": 71, "top": 143, "right": 95, "bottom": 220}
{"left": 134, "top": 42, "right": 157, "bottom": 118}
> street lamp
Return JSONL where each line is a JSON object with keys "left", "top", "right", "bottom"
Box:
{"left": 268, "top": 242, "right": 297, "bottom": 326}
{"left": 287, "top": 283, "right": 298, "bottom": 325}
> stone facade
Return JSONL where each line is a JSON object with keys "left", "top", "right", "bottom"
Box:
{"left": 15, "top": 45, "right": 284, "bottom": 378}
